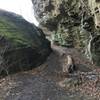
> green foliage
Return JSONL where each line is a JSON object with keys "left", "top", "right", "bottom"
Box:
{"left": 51, "top": 26, "right": 74, "bottom": 47}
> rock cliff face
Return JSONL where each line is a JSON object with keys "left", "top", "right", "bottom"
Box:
{"left": 0, "top": 10, "right": 51, "bottom": 76}
{"left": 32, "top": 0, "right": 100, "bottom": 66}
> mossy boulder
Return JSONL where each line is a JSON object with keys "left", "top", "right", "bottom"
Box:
{"left": 0, "top": 10, "right": 51, "bottom": 76}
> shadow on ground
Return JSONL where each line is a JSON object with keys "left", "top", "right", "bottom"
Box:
{"left": 0, "top": 45, "right": 100, "bottom": 100}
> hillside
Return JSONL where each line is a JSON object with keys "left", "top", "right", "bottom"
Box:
{"left": 0, "top": 10, "right": 51, "bottom": 76}
{"left": 0, "top": 0, "right": 100, "bottom": 100}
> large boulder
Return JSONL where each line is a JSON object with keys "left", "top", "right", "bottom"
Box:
{"left": 0, "top": 10, "right": 51, "bottom": 75}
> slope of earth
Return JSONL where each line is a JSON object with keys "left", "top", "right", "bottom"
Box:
{"left": 0, "top": 10, "right": 51, "bottom": 76}
{"left": 0, "top": 45, "right": 100, "bottom": 100}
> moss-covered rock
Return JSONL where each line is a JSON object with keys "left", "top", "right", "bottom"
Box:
{"left": 0, "top": 10, "right": 51, "bottom": 76}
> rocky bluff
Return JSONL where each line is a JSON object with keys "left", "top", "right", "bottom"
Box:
{"left": 32, "top": 0, "right": 100, "bottom": 66}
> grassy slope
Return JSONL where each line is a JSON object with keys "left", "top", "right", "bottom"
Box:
{"left": 0, "top": 10, "right": 42, "bottom": 48}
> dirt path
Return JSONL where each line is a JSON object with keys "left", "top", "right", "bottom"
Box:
{"left": 0, "top": 45, "right": 100, "bottom": 100}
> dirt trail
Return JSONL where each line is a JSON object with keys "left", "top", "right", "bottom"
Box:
{"left": 0, "top": 45, "right": 100, "bottom": 100}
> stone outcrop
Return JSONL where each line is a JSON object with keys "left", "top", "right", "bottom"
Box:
{"left": 32, "top": 0, "right": 100, "bottom": 66}
{"left": 0, "top": 10, "right": 51, "bottom": 76}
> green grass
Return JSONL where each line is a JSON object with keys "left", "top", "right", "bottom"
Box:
{"left": 0, "top": 11, "right": 42, "bottom": 48}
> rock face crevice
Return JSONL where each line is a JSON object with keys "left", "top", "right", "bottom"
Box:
{"left": 0, "top": 10, "right": 51, "bottom": 76}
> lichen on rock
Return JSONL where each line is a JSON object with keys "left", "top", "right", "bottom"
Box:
{"left": 32, "top": 0, "right": 100, "bottom": 66}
